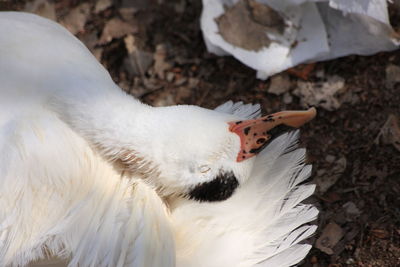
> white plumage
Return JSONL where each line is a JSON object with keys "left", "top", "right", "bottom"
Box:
{"left": 0, "top": 12, "right": 317, "bottom": 267}
{"left": 171, "top": 130, "right": 318, "bottom": 267}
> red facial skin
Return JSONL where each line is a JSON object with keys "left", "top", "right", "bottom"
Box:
{"left": 229, "top": 108, "right": 317, "bottom": 162}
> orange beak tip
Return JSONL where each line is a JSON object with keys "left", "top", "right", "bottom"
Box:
{"left": 303, "top": 107, "right": 317, "bottom": 125}
{"left": 308, "top": 107, "right": 317, "bottom": 119}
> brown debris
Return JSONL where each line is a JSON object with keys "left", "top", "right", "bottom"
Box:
{"left": 315, "top": 155, "right": 347, "bottom": 195}
{"left": 123, "top": 35, "right": 153, "bottom": 77}
{"left": 315, "top": 222, "right": 345, "bottom": 255}
{"left": 99, "top": 18, "right": 138, "bottom": 44}
{"left": 343, "top": 201, "right": 361, "bottom": 221}
{"left": 294, "top": 75, "right": 347, "bottom": 111}
{"left": 60, "top": 3, "right": 91, "bottom": 35}
{"left": 370, "top": 229, "right": 390, "bottom": 239}
{"left": 153, "top": 92, "right": 175, "bottom": 107}
{"left": 375, "top": 114, "right": 400, "bottom": 152}
{"left": 153, "top": 44, "right": 173, "bottom": 79}
{"left": 267, "top": 73, "right": 291, "bottom": 95}
{"left": 287, "top": 63, "right": 316, "bottom": 80}
{"left": 24, "top": 0, "right": 56, "bottom": 21}
{"left": 94, "top": 0, "right": 112, "bottom": 14}
{"left": 385, "top": 64, "right": 400, "bottom": 89}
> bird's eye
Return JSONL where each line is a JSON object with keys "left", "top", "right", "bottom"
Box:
{"left": 199, "top": 165, "right": 211, "bottom": 173}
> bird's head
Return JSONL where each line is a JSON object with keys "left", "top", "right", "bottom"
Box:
{"left": 119, "top": 103, "right": 316, "bottom": 202}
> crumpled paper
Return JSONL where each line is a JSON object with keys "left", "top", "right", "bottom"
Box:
{"left": 201, "top": 0, "right": 399, "bottom": 79}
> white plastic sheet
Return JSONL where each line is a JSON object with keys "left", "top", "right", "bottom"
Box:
{"left": 201, "top": 0, "right": 399, "bottom": 79}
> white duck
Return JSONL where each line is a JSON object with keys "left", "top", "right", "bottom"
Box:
{"left": 0, "top": 12, "right": 318, "bottom": 267}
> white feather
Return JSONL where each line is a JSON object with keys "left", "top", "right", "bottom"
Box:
{"left": 0, "top": 11, "right": 317, "bottom": 267}
{"left": 171, "top": 131, "right": 318, "bottom": 267}
{"left": 0, "top": 109, "right": 175, "bottom": 267}
{"left": 214, "top": 101, "right": 261, "bottom": 119}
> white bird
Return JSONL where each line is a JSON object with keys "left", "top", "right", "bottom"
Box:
{"left": 0, "top": 12, "right": 318, "bottom": 267}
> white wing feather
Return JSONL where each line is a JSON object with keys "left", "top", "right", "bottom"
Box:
{"left": 172, "top": 131, "right": 318, "bottom": 267}
{"left": 0, "top": 11, "right": 316, "bottom": 267}
{"left": 214, "top": 101, "right": 261, "bottom": 119}
{"left": 0, "top": 12, "right": 175, "bottom": 266}
{"left": 0, "top": 110, "right": 174, "bottom": 267}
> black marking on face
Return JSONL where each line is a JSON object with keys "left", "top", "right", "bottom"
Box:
{"left": 268, "top": 124, "right": 294, "bottom": 139}
{"left": 249, "top": 125, "right": 296, "bottom": 154}
{"left": 249, "top": 145, "right": 267, "bottom": 154}
{"left": 235, "top": 121, "right": 243, "bottom": 125}
{"left": 256, "top": 138, "right": 266, "bottom": 144}
{"left": 188, "top": 171, "right": 239, "bottom": 202}
{"left": 262, "top": 118, "right": 275, "bottom": 122}
{"left": 244, "top": 127, "right": 251, "bottom": 135}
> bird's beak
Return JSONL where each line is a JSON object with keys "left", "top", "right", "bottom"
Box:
{"left": 228, "top": 107, "right": 316, "bottom": 162}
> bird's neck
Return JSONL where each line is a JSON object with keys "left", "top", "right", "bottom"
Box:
{"left": 51, "top": 82, "right": 157, "bottom": 171}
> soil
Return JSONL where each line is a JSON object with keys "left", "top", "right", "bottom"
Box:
{"left": 2, "top": 0, "right": 399, "bottom": 266}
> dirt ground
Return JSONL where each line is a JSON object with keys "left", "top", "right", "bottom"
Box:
{"left": 1, "top": 0, "right": 400, "bottom": 266}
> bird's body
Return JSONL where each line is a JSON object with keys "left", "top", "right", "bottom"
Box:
{"left": 0, "top": 12, "right": 317, "bottom": 267}
{"left": 0, "top": 94, "right": 175, "bottom": 267}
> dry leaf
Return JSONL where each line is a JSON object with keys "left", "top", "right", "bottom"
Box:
{"left": 287, "top": 63, "right": 316, "bottom": 80}
{"left": 268, "top": 73, "right": 291, "bottom": 95}
{"left": 386, "top": 64, "right": 400, "bottom": 89}
{"left": 315, "top": 155, "right": 347, "bottom": 194}
{"left": 60, "top": 3, "right": 91, "bottom": 35}
{"left": 375, "top": 114, "right": 400, "bottom": 151}
{"left": 119, "top": 7, "right": 138, "bottom": 21}
{"left": 99, "top": 18, "right": 138, "bottom": 44}
{"left": 316, "top": 222, "right": 344, "bottom": 255}
{"left": 25, "top": 0, "right": 56, "bottom": 21}
{"left": 153, "top": 44, "right": 172, "bottom": 79}
{"left": 283, "top": 92, "right": 293, "bottom": 104}
{"left": 175, "top": 86, "right": 191, "bottom": 103}
{"left": 123, "top": 35, "right": 153, "bottom": 77}
{"left": 343, "top": 201, "right": 361, "bottom": 221}
{"left": 152, "top": 91, "right": 175, "bottom": 107}
{"left": 370, "top": 229, "right": 389, "bottom": 239}
{"left": 94, "top": 0, "right": 112, "bottom": 14}
{"left": 294, "top": 75, "right": 347, "bottom": 111}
